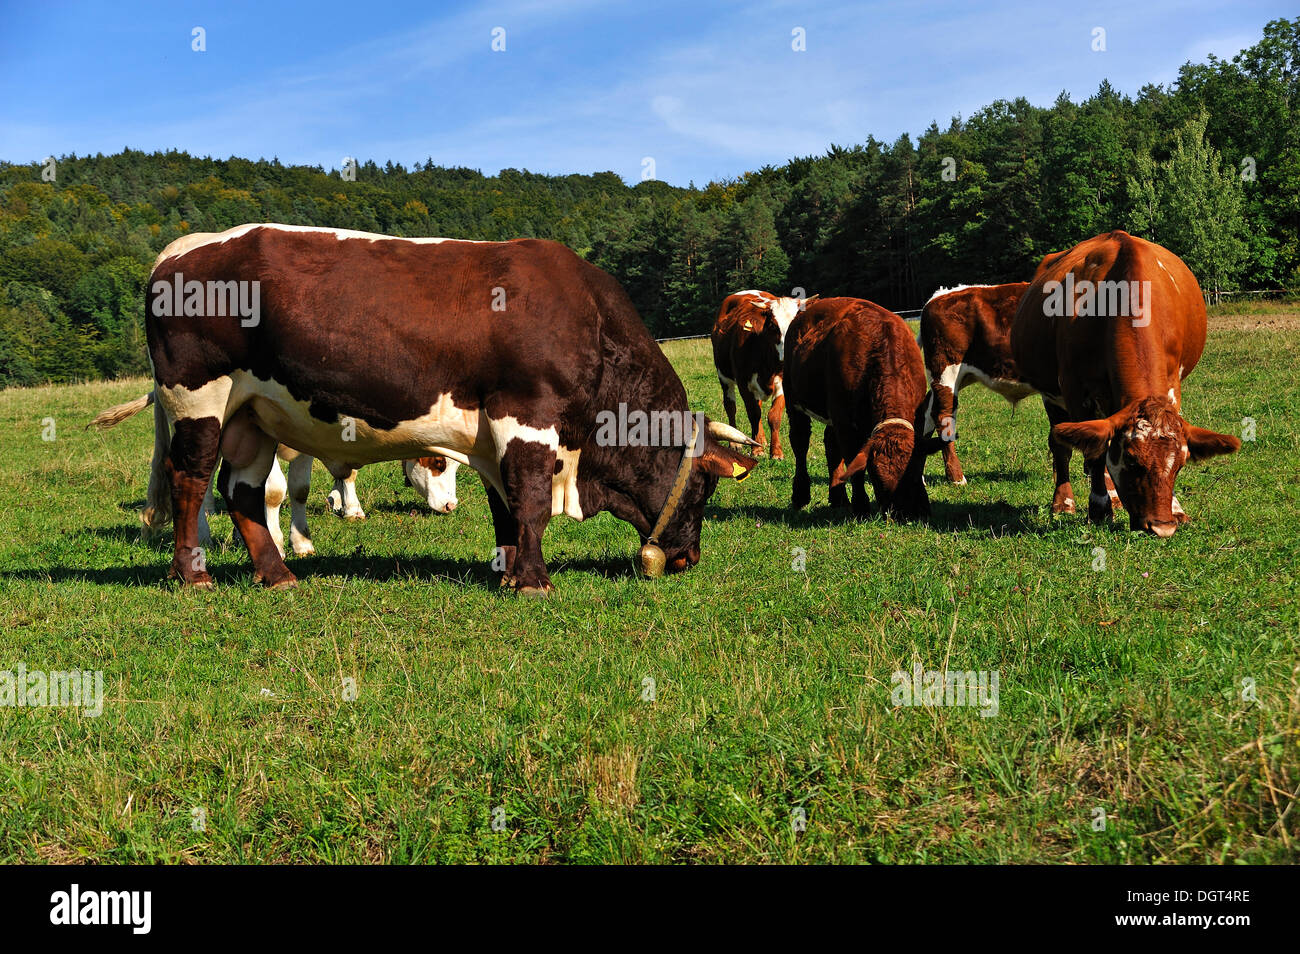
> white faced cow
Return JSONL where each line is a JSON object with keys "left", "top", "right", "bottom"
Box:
{"left": 91, "top": 393, "right": 460, "bottom": 557}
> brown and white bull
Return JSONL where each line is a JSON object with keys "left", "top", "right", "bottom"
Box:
{"left": 710, "top": 291, "right": 814, "bottom": 459}
{"left": 783, "top": 297, "right": 929, "bottom": 519}
{"left": 919, "top": 283, "right": 1033, "bottom": 484}
{"left": 1010, "top": 231, "right": 1239, "bottom": 536}
{"left": 135, "top": 224, "right": 757, "bottom": 594}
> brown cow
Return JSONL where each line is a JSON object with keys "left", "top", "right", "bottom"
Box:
{"left": 919, "top": 281, "right": 1122, "bottom": 507}
{"left": 784, "top": 297, "right": 929, "bottom": 519}
{"left": 919, "top": 283, "right": 1033, "bottom": 484}
{"left": 710, "top": 290, "right": 814, "bottom": 459}
{"left": 136, "top": 224, "right": 759, "bottom": 594}
{"left": 1010, "top": 231, "right": 1239, "bottom": 536}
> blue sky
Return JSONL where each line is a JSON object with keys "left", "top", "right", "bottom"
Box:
{"left": 0, "top": 0, "right": 1290, "bottom": 187}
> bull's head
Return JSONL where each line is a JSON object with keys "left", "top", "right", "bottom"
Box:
{"left": 638, "top": 420, "right": 759, "bottom": 576}
{"left": 1051, "top": 396, "right": 1239, "bottom": 536}
{"left": 403, "top": 455, "right": 460, "bottom": 514}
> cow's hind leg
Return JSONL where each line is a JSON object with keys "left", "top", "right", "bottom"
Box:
{"left": 789, "top": 408, "right": 812, "bottom": 510}
{"left": 328, "top": 470, "right": 365, "bottom": 520}
{"left": 218, "top": 409, "right": 296, "bottom": 589}
{"left": 1043, "top": 399, "right": 1076, "bottom": 514}
{"left": 719, "top": 374, "right": 739, "bottom": 430}
{"left": 263, "top": 454, "right": 288, "bottom": 558}
{"left": 286, "top": 453, "right": 316, "bottom": 556}
{"left": 164, "top": 416, "right": 222, "bottom": 588}
{"left": 740, "top": 388, "right": 766, "bottom": 457}
{"left": 483, "top": 477, "right": 519, "bottom": 587}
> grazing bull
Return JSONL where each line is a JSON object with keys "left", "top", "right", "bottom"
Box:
{"left": 90, "top": 392, "right": 459, "bottom": 557}
{"left": 137, "top": 224, "right": 757, "bottom": 594}
{"left": 710, "top": 291, "right": 815, "bottom": 459}
{"left": 784, "top": 297, "right": 929, "bottom": 519}
{"left": 1010, "top": 230, "right": 1239, "bottom": 536}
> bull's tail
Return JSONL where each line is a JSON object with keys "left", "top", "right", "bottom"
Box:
{"left": 87, "top": 391, "right": 153, "bottom": 429}
{"left": 141, "top": 393, "right": 173, "bottom": 534}
{"left": 88, "top": 390, "right": 173, "bottom": 533}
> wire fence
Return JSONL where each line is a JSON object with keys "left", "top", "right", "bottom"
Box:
{"left": 655, "top": 306, "right": 926, "bottom": 343}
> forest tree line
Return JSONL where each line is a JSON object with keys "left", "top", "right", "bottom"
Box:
{"left": 1, "top": 17, "right": 1296, "bottom": 388}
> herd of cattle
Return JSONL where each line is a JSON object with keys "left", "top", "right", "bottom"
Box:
{"left": 90, "top": 224, "right": 1240, "bottom": 594}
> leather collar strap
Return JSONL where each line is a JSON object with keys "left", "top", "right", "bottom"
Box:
{"left": 871, "top": 417, "right": 914, "bottom": 437}
{"left": 647, "top": 417, "right": 700, "bottom": 546}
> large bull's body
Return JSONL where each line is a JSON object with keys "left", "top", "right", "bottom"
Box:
{"left": 144, "top": 224, "right": 755, "bottom": 592}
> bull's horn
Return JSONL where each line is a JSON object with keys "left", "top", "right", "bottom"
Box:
{"left": 707, "top": 421, "right": 760, "bottom": 447}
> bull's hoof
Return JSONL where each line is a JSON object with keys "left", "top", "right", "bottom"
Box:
{"left": 770, "top": 450, "right": 784, "bottom": 461}
{"left": 1087, "top": 504, "right": 1113, "bottom": 524}
{"left": 1051, "top": 493, "right": 1075, "bottom": 514}
{"left": 291, "top": 543, "right": 316, "bottom": 557}
{"left": 517, "top": 584, "right": 552, "bottom": 599}
{"left": 343, "top": 512, "right": 366, "bottom": 522}
{"left": 182, "top": 578, "right": 216, "bottom": 591}
{"left": 791, "top": 483, "right": 811, "bottom": 511}
{"left": 254, "top": 569, "right": 298, "bottom": 590}
{"left": 949, "top": 476, "right": 968, "bottom": 486}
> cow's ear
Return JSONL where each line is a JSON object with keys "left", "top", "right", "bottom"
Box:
{"left": 1185, "top": 424, "right": 1241, "bottom": 462}
{"left": 693, "top": 443, "right": 758, "bottom": 482}
{"left": 832, "top": 449, "right": 868, "bottom": 487}
{"left": 1051, "top": 418, "right": 1114, "bottom": 460}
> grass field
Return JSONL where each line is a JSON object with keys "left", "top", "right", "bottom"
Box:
{"left": 0, "top": 308, "right": 1297, "bottom": 864}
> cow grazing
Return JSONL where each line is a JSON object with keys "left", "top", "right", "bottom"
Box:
{"left": 138, "top": 224, "right": 757, "bottom": 594}
{"left": 919, "top": 283, "right": 1033, "bottom": 484}
{"left": 783, "top": 297, "right": 929, "bottom": 519}
{"left": 90, "top": 392, "right": 459, "bottom": 557}
{"left": 711, "top": 291, "right": 815, "bottom": 459}
{"left": 1010, "top": 231, "right": 1239, "bottom": 536}
{"left": 249, "top": 446, "right": 460, "bottom": 558}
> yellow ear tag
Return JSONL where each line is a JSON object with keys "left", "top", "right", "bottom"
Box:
{"left": 743, "top": 320, "right": 753, "bottom": 330}
{"left": 732, "top": 462, "right": 751, "bottom": 482}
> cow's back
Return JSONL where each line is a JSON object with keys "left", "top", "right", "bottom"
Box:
{"left": 786, "top": 297, "right": 925, "bottom": 425}
{"left": 1011, "top": 231, "right": 1206, "bottom": 407}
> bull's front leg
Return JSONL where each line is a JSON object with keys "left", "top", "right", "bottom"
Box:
{"left": 740, "top": 388, "right": 767, "bottom": 456}
{"left": 493, "top": 436, "right": 556, "bottom": 596}
{"left": 766, "top": 391, "right": 786, "bottom": 460}
{"left": 824, "top": 425, "right": 850, "bottom": 510}
{"left": 286, "top": 452, "right": 316, "bottom": 556}
{"left": 1085, "top": 456, "right": 1114, "bottom": 525}
{"left": 929, "top": 383, "right": 965, "bottom": 485}
{"left": 327, "top": 469, "right": 365, "bottom": 520}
